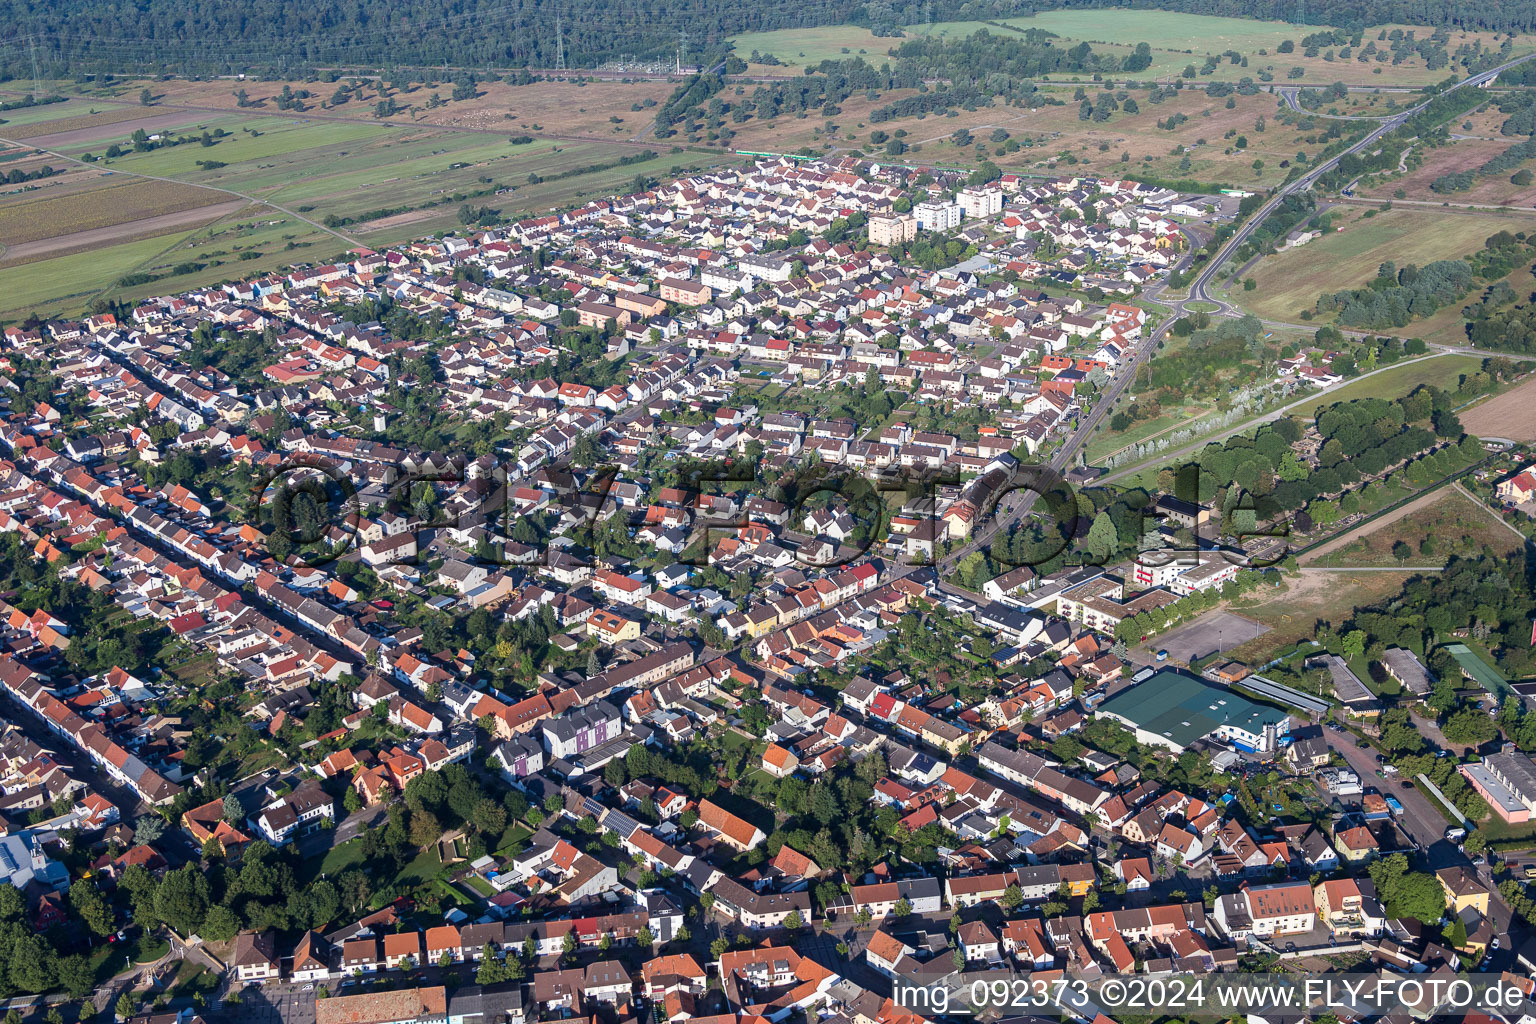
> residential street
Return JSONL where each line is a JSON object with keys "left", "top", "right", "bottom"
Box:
{"left": 1324, "top": 721, "right": 1519, "bottom": 964}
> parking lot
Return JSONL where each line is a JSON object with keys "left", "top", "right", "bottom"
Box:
{"left": 225, "top": 982, "right": 318, "bottom": 1024}
{"left": 1139, "top": 611, "right": 1269, "bottom": 664}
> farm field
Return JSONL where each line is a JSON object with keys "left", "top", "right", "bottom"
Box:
{"left": 0, "top": 227, "right": 211, "bottom": 318}
{"left": 1240, "top": 207, "right": 1536, "bottom": 322}
{"left": 0, "top": 101, "right": 158, "bottom": 135}
{"left": 0, "top": 199, "right": 249, "bottom": 265}
{"left": 65, "top": 115, "right": 394, "bottom": 174}
{"left": 0, "top": 87, "right": 746, "bottom": 312}
{"left": 11, "top": 210, "right": 343, "bottom": 319}
{"left": 1462, "top": 373, "right": 1536, "bottom": 441}
{"left": 0, "top": 177, "right": 229, "bottom": 249}
{"left": 1305, "top": 487, "right": 1524, "bottom": 567}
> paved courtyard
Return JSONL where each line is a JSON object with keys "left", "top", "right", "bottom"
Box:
{"left": 1146, "top": 611, "right": 1269, "bottom": 663}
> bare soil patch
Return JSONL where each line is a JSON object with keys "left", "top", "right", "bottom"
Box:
{"left": 1461, "top": 374, "right": 1536, "bottom": 441}
{"left": 1225, "top": 568, "right": 1414, "bottom": 662}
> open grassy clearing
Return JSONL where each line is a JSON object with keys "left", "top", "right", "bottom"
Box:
{"left": 147, "top": 76, "right": 681, "bottom": 139}
{"left": 1307, "top": 488, "right": 1524, "bottom": 567}
{"left": 749, "top": 86, "right": 1320, "bottom": 189}
{"left": 1363, "top": 135, "right": 1536, "bottom": 207}
{"left": 1026, "top": 9, "right": 1325, "bottom": 53}
{"left": 0, "top": 177, "right": 230, "bottom": 247}
{"left": 1240, "top": 207, "right": 1536, "bottom": 322}
{"left": 1224, "top": 568, "right": 1416, "bottom": 663}
{"left": 1290, "top": 355, "right": 1487, "bottom": 417}
{"left": 889, "top": 88, "right": 1316, "bottom": 189}
{"left": 731, "top": 11, "right": 1524, "bottom": 85}
{"left": 1299, "top": 92, "right": 1413, "bottom": 117}
{"left": 425, "top": 79, "right": 678, "bottom": 136}
{"left": 730, "top": 25, "right": 905, "bottom": 67}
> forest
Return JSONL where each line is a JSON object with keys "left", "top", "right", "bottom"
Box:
{"left": 8, "top": 0, "right": 1536, "bottom": 79}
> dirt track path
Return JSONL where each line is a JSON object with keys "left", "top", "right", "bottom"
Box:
{"left": 1298, "top": 487, "right": 1446, "bottom": 564}
{"left": 0, "top": 199, "right": 250, "bottom": 264}
{"left": 0, "top": 131, "right": 362, "bottom": 247}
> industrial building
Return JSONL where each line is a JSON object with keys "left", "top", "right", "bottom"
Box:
{"left": 1094, "top": 669, "right": 1291, "bottom": 753}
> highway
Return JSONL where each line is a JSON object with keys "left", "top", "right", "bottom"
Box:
{"left": 1277, "top": 86, "right": 1395, "bottom": 120}
{"left": 1186, "top": 52, "right": 1536, "bottom": 311}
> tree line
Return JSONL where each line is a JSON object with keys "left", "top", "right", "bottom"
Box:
{"left": 10, "top": 0, "right": 1536, "bottom": 79}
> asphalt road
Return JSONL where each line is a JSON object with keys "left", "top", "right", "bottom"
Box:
{"left": 1187, "top": 52, "right": 1536, "bottom": 313}
{"left": 1277, "top": 87, "right": 1395, "bottom": 120}
{"left": 1324, "top": 723, "right": 1520, "bottom": 964}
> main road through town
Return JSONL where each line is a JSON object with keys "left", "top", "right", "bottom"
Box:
{"left": 939, "top": 52, "right": 1536, "bottom": 575}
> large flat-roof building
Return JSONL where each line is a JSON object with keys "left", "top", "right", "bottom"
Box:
{"left": 1461, "top": 751, "right": 1536, "bottom": 824}
{"left": 1095, "top": 669, "right": 1290, "bottom": 753}
{"left": 1380, "top": 647, "right": 1433, "bottom": 697}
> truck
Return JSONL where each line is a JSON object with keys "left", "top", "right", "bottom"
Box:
{"left": 1385, "top": 796, "right": 1404, "bottom": 816}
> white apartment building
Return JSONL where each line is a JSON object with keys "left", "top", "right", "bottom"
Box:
{"left": 914, "top": 201, "right": 963, "bottom": 232}
{"left": 1214, "top": 881, "right": 1316, "bottom": 940}
{"left": 958, "top": 187, "right": 1004, "bottom": 219}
